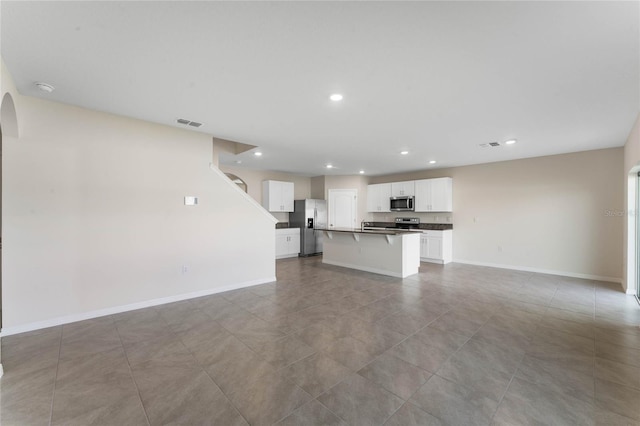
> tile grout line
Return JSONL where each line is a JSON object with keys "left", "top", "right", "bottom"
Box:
{"left": 488, "top": 348, "right": 529, "bottom": 422}
{"left": 487, "top": 273, "right": 550, "bottom": 423}
{"left": 192, "top": 355, "right": 253, "bottom": 426}
{"left": 172, "top": 308, "right": 255, "bottom": 426}
{"left": 316, "top": 291, "right": 472, "bottom": 425}
{"left": 267, "top": 287, "right": 436, "bottom": 425}
{"left": 115, "top": 321, "right": 152, "bottom": 426}
{"left": 47, "top": 327, "right": 64, "bottom": 426}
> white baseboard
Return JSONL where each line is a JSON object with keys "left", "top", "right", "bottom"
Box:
{"left": 0, "top": 276, "right": 276, "bottom": 337}
{"left": 0, "top": 363, "right": 3, "bottom": 378}
{"left": 420, "top": 258, "right": 446, "bottom": 265}
{"left": 453, "top": 259, "right": 622, "bottom": 284}
{"left": 276, "top": 253, "right": 299, "bottom": 260}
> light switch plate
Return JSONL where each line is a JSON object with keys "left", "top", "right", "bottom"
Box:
{"left": 184, "top": 196, "right": 198, "bottom": 206}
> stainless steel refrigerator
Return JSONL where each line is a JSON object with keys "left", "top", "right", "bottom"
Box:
{"left": 290, "top": 199, "right": 327, "bottom": 256}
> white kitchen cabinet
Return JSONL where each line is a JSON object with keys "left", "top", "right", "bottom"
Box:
{"left": 367, "top": 183, "right": 391, "bottom": 212}
{"left": 415, "top": 177, "right": 453, "bottom": 212}
{"left": 391, "top": 181, "right": 415, "bottom": 197}
{"left": 276, "top": 228, "right": 300, "bottom": 259}
{"left": 263, "top": 180, "right": 294, "bottom": 212}
{"left": 420, "top": 230, "right": 452, "bottom": 264}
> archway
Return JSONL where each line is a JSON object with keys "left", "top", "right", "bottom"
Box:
{"left": 1, "top": 93, "right": 18, "bottom": 138}
{"left": 225, "top": 173, "right": 248, "bottom": 193}
{"left": 0, "top": 92, "right": 18, "bottom": 377}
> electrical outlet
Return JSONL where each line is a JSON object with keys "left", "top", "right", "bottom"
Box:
{"left": 181, "top": 265, "right": 189, "bottom": 274}
{"left": 446, "top": 216, "right": 451, "bottom": 222}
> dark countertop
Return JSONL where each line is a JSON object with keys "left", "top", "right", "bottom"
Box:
{"left": 318, "top": 228, "right": 422, "bottom": 236}
{"left": 362, "top": 221, "right": 453, "bottom": 230}
{"left": 418, "top": 223, "right": 453, "bottom": 230}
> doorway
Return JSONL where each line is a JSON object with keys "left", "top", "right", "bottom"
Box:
{"left": 328, "top": 189, "right": 357, "bottom": 229}
{"left": 0, "top": 126, "right": 2, "bottom": 328}
{"left": 637, "top": 172, "right": 640, "bottom": 303}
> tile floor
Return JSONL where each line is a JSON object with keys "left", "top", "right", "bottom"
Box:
{"left": 2, "top": 257, "right": 640, "bottom": 425}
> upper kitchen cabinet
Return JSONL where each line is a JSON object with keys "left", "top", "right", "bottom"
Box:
{"left": 262, "top": 180, "right": 294, "bottom": 212}
{"left": 415, "top": 178, "right": 453, "bottom": 212}
{"left": 367, "top": 183, "right": 391, "bottom": 212}
{"left": 391, "top": 181, "right": 415, "bottom": 197}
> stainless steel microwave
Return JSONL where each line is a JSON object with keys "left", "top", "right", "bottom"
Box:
{"left": 390, "top": 196, "right": 415, "bottom": 211}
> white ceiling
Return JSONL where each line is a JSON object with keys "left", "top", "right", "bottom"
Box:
{"left": 2, "top": 1, "right": 638, "bottom": 176}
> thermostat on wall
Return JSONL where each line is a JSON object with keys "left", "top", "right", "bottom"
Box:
{"left": 184, "top": 196, "right": 198, "bottom": 206}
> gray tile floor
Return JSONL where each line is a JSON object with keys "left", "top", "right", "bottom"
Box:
{"left": 2, "top": 257, "right": 640, "bottom": 425}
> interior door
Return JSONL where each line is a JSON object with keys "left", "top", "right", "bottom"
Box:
{"left": 328, "top": 189, "right": 357, "bottom": 229}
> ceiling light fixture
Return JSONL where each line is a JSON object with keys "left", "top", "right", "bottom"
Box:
{"left": 359, "top": 170, "right": 365, "bottom": 174}
{"left": 504, "top": 139, "right": 517, "bottom": 145}
{"left": 429, "top": 160, "right": 437, "bottom": 164}
{"left": 326, "top": 164, "right": 333, "bottom": 169}
{"left": 254, "top": 151, "right": 262, "bottom": 156}
{"left": 329, "top": 94, "right": 343, "bottom": 102}
{"left": 400, "top": 151, "right": 409, "bottom": 155}
{"left": 35, "top": 82, "right": 55, "bottom": 93}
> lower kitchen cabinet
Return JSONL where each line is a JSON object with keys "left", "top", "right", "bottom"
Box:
{"left": 276, "top": 228, "right": 300, "bottom": 259}
{"left": 420, "top": 230, "right": 452, "bottom": 264}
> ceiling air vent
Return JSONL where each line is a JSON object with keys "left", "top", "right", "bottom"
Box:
{"left": 177, "top": 118, "right": 203, "bottom": 127}
{"left": 480, "top": 142, "right": 501, "bottom": 148}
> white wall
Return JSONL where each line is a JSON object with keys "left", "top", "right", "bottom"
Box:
{"left": 1, "top": 76, "right": 277, "bottom": 333}
{"left": 219, "top": 164, "right": 311, "bottom": 222}
{"left": 370, "top": 148, "right": 624, "bottom": 282}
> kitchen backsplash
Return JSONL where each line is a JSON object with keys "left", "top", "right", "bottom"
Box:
{"left": 368, "top": 211, "right": 454, "bottom": 224}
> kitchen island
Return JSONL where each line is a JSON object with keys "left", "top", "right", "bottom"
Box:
{"left": 320, "top": 229, "right": 421, "bottom": 278}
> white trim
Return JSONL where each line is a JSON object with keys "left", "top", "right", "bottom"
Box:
{"left": 453, "top": 259, "right": 622, "bottom": 284}
{"left": 0, "top": 363, "right": 3, "bottom": 378}
{"left": 210, "top": 163, "right": 278, "bottom": 224}
{"left": 276, "top": 253, "right": 299, "bottom": 259}
{"left": 420, "top": 258, "right": 445, "bottom": 265}
{"left": 627, "top": 288, "right": 636, "bottom": 295}
{"left": 323, "top": 259, "right": 418, "bottom": 278}
{"left": 0, "top": 276, "right": 275, "bottom": 337}
{"left": 625, "top": 168, "right": 640, "bottom": 298}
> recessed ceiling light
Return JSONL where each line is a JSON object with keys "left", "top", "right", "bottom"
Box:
{"left": 400, "top": 151, "right": 409, "bottom": 155}
{"left": 359, "top": 170, "right": 365, "bottom": 174}
{"left": 254, "top": 151, "right": 262, "bottom": 156}
{"left": 505, "top": 139, "right": 517, "bottom": 145}
{"left": 326, "top": 164, "right": 333, "bottom": 169}
{"left": 35, "top": 82, "right": 55, "bottom": 93}
{"left": 329, "top": 94, "right": 343, "bottom": 102}
{"left": 235, "top": 160, "right": 242, "bottom": 164}
{"left": 429, "top": 160, "right": 437, "bottom": 164}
